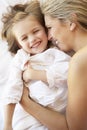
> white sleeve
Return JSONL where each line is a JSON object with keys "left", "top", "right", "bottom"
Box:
{"left": 45, "top": 49, "right": 71, "bottom": 88}
{"left": 1, "top": 49, "right": 30, "bottom": 105}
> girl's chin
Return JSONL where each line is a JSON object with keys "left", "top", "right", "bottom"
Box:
{"left": 31, "top": 49, "right": 44, "bottom": 55}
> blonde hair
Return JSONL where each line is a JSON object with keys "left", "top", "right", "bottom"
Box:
{"left": 41, "top": 0, "right": 87, "bottom": 30}
{"left": 2, "top": 0, "right": 45, "bottom": 54}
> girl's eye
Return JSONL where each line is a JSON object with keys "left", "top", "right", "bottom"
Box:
{"left": 33, "top": 29, "right": 39, "bottom": 34}
{"left": 21, "top": 36, "right": 28, "bottom": 41}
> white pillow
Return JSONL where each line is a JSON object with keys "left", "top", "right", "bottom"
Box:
{"left": 0, "top": 1, "right": 31, "bottom": 129}
{"left": 0, "top": 40, "right": 13, "bottom": 130}
{"left": 0, "top": 40, "right": 13, "bottom": 95}
{"left": 0, "top": 0, "right": 29, "bottom": 34}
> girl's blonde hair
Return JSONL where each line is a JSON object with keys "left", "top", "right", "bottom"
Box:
{"left": 2, "top": 0, "right": 45, "bottom": 54}
{"left": 41, "top": 0, "right": 87, "bottom": 30}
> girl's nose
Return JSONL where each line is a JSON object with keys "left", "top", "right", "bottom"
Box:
{"left": 28, "top": 35, "right": 36, "bottom": 47}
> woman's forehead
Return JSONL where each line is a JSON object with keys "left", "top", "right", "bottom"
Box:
{"left": 45, "top": 15, "right": 59, "bottom": 27}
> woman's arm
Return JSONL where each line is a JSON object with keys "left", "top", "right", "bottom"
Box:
{"left": 20, "top": 87, "right": 68, "bottom": 130}
{"left": 21, "top": 51, "right": 87, "bottom": 130}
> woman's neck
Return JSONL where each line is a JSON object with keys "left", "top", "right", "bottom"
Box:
{"left": 73, "top": 29, "right": 87, "bottom": 52}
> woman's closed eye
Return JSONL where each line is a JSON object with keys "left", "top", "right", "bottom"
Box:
{"left": 47, "top": 27, "right": 51, "bottom": 31}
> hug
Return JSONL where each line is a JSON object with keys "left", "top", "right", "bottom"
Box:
{"left": 0, "top": 0, "right": 87, "bottom": 130}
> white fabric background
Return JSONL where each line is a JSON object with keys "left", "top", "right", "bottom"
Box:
{"left": 0, "top": 0, "right": 46, "bottom": 129}
{"left": 0, "top": 40, "right": 13, "bottom": 130}
{"left": 0, "top": 0, "right": 29, "bottom": 33}
{"left": 0, "top": 1, "right": 29, "bottom": 129}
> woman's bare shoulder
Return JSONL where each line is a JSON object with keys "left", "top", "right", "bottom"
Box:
{"left": 67, "top": 47, "right": 87, "bottom": 130}
{"left": 69, "top": 46, "right": 87, "bottom": 71}
{"left": 68, "top": 46, "right": 87, "bottom": 89}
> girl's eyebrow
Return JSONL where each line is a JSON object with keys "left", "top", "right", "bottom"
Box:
{"left": 32, "top": 26, "right": 40, "bottom": 30}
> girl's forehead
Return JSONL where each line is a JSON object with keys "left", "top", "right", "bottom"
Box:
{"left": 12, "top": 16, "right": 43, "bottom": 38}
{"left": 13, "top": 15, "right": 42, "bottom": 29}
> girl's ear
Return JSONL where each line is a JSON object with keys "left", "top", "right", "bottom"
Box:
{"left": 70, "top": 22, "right": 76, "bottom": 31}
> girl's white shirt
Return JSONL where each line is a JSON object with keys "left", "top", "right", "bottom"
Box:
{"left": 1, "top": 47, "right": 71, "bottom": 129}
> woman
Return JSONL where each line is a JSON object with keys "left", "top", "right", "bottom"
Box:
{"left": 20, "top": 0, "right": 87, "bottom": 130}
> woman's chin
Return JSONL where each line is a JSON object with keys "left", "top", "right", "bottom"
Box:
{"left": 58, "top": 43, "right": 71, "bottom": 52}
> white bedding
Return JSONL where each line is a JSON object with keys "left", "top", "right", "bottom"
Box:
{"left": 0, "top": 0, "right": 29, "bottom": 36}
{"left": 0, "top": 0, "right": 45, "bottom": 129}
{"left": 0, "top": 1, "right": 29, "bottom": 129}
{"left": 0, "top": 40, "right": 13, "bottom": 129}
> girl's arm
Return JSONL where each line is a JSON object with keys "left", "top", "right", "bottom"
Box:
{"left": 2, "top": 50, "right": 25, "bottom": 130}
{"left": 3, "top": 104, "right": 15, "bottom": 130}
{"left": 20, "top": 52, "right": 87, "bottom": 130}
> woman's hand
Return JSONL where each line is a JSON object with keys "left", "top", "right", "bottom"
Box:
{"left": 20, "top": 86, "right": 29, "bottom": 107}
{"left": 20, "top": 85, "right": 68, "bottom": 130}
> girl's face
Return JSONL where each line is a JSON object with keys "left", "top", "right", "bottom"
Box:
{"left": 45, "top": 15, "right": 75, "bottom": 52}
{"left": 12, "top": 15, "right": 48, "bottom": 55}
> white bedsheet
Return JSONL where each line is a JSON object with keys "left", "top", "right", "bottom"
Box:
{"left": 0, "top": 106, "right": 3, "bottom": 130}
{"left": 0, "top": 1, "right": 29, "bottom": 129}
{"left": 0, "top": 1, "right": 46, "bottom": 129}
{"left": 0, "top": 1, "right": 42, "bottom": 129}
{"left": 0, "top": 0, "right": 29, "bottom": 33}
{"left": 0, "top": 40, "right": 13, "bottom": 130}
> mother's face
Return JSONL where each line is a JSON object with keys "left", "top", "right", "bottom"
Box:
{"left": 45, "top": 15, "right": 75, "bottom": 52}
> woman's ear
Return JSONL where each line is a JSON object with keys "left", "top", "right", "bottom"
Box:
{"left": 70, "top": 22, "right": 76, "bottom": 31}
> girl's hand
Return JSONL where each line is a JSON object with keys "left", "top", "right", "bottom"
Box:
{"left": 23, "top": 65, "right": 33, "bottom": 83}
{"left": 23, "top": 64, "right": 47, "bottom": 83}
{"left": 3, "top": 125, "right": 12, "bottom": 130}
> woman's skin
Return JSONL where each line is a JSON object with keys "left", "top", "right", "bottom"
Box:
{"left": 20, "top": 5, "right": 87, "bottom": 130}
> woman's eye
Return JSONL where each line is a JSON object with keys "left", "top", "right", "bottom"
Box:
{"left": 47, "top": 27, "right": 51, "bottom": 30}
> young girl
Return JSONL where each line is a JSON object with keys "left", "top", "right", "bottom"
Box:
{"left": 1, "top": 1, "right": 71, "bottom": 130}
